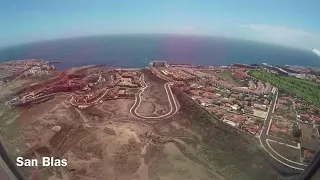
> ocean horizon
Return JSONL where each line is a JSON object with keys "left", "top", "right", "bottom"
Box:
{"left": 0, "top": 34, "right": 319, "bottom": 69}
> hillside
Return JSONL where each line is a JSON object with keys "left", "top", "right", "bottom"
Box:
{"left": 170, "top": 87, "right": 286, "bottom": 180}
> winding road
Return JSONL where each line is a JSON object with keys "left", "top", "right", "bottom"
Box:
{"left": 127, "top": 74, "right": 231, "bottom": 178}
{"left": 125, "top": 71, "right": 309, "bottom": 172}
{"left": 259, "top": 89, "right": 307, "bottom": 171}
{"left": 130, "top": 74, "right": 178, "bottom": 120}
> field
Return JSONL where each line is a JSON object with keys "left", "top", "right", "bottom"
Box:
{"left": 249, "top": 70, "right": 320, "bottom": 107}
{"left": 200, "top": 70, "right": 246, "bottom": 87}
{"left": 268, "top": 140, "right": 301, "bottom": 162}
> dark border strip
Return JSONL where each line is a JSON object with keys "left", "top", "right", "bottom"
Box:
{"left": 0, "top": 141, "right": 24, "bottom": 180}
{"left": 298, "top": 150, "right": 320, "bottom": 180}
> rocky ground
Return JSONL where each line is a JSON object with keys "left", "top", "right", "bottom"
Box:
{"left": 0, "top": 67, "right": 289, "bottom": 180}
{"left": 136, "top": 70, "right": 171, "bottom": 117}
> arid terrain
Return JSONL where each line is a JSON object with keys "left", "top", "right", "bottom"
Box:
{"left": 0, "top": 64, "right": 288, "bottom": 180}
{"left": 136, "top": 70, "right": 171, "bottom": 117}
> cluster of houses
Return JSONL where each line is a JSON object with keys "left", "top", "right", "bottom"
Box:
{"left": 113, "top": 70, "right": 141, "bottom": 88}
{"left": 70, "top": 86, "right": 133, "bottom": 109}
{"left": 275, "top": 95, "right": 320, "bottom": 127}
{"left": 0, "top": 59, "right": 54, "bottom": 82}
{"left": 222, "top": 114, "right": 262, "bottom": 135}
{"left": 178, "top": 82, "right": 268, "bottom": 136}
{"left": 298, "top": 114, "right": 320, "bottom": 126}
{"left": 269, "top": 117, "right": 292, "bottom": 137}
{"left": 231, "top": 68, "right": 249, "bottom": 80}
{"left": 70, "top": 70, "right": 141, "bottom": 109}
{"left": 9, "top": 69, "right": 142, "bottom": 108}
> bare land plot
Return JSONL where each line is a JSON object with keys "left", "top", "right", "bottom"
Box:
{"left": 99, "top": 99, "right": 134, "bottom": 119}
{"left": 200, "top": 70, "right": 246, "bottom": 87}
{"left": 268, "top": 140, "right": 301, "bottom": 162}
{"left": 300, "top": 123, "right": 320, "bottom": 151}
{"left": 253, "top": 109, "right": 267, "bottom": 118}
{"left": 147, "top": 142, "right": 226, "bottom": 180}
{"left": 50, "top": 122, "right": 149, "bottom": 180}
{"left": 81, "top": 106, "right": 113, "bottom": 123}
{"left": 152, "top": 113, "right": 201, "bottom": 141}
{"left": 136, "top": 70, "right": 170, "bottom": 117}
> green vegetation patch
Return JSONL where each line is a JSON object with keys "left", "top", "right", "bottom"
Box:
{"left": 249, "top": 70, "right": 320, "bottom": 107}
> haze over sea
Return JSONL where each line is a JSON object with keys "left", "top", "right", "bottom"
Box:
{"left": 0, "top": 34, "right": 319, "bottom": 69}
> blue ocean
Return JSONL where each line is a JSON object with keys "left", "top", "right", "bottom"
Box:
{"left": 0, "top": 34, "right": 319, "bottom": 69}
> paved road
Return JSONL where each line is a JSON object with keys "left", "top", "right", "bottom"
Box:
{"left": 131, "top": 72, "right": 308, "bottom": 171}
{"left": 69, "top": 88, "right": 110, "bottom": 107}
{"left": 259, "top": 89, "right": 307, "bottom": 171}
{"left": 130, "top": 74, "right": 178, "bottom": 120}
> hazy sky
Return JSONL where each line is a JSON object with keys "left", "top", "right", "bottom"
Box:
{"left": 1, "top": 0, "right": 319, "bottom": 49}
